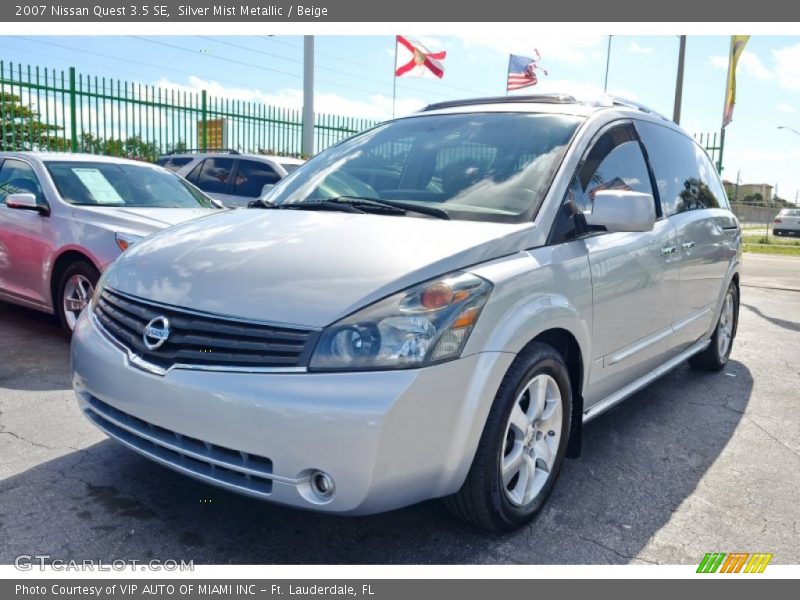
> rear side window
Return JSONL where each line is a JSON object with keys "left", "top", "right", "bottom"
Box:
{"left": 0, "top": 159, "right": 44, "bottom": 205}
{"left": 194, "top": 158, "right": 235, "bottom": 194}
{"left": 636, "top": 121, "right": 726, "bottom": 215}
{"left": 185, "top": 160, "right": 204, "bottom": 184}
{"left": 233, "top": 160, "right": 281, "bottom": 198}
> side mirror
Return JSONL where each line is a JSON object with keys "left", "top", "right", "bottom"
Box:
{"left": 6, "top": 193, "right": 47, "bottom": 214}
{"left": 584, "top": 190, "right": 655, "bottom": 233}
{"left": 260, "top": 183, "right": 275, "bottom": 196}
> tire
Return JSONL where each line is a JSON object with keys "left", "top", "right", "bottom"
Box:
{"left": 56, "top": 260, "right": 99, "bottom": 337}
{"left": 444, "top": 342, "right": 572, "bottom": 532}
{"left": 689, "top": 282, "right": 738, "bottom": 372}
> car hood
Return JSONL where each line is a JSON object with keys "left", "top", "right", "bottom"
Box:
{"left": 105, "top": 209, "right": 535, "bottom": 328}
{"left": 72, "top": 205, "right": 218, "bottom": 236}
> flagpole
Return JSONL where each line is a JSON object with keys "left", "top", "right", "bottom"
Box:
{"left": 506, "top": 54, "right": 511, "bottom": 96}
{"left": 392, "top": 36, "right": 398, "bottom": 118}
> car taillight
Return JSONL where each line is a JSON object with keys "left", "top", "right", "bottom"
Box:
{"left": 774, "top": 218, "right": 782, "bottom": 223}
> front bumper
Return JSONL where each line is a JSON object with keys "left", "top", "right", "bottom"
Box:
{"left": 71, "top": 310, "right": 513, "bottom": 515}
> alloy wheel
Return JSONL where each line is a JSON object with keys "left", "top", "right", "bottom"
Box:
{"left": 501, "top": 373, "right": 563, "bottom": 506}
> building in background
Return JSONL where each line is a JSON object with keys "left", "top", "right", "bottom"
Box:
{"left": 723, "top": 180, "right": 773, "bottom": 203}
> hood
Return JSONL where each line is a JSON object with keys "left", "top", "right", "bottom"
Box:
{"left": 72, "top": 205, "right": 219, "bottom": 236}
{"left": 105, "top": 209, "right": 534, "bottom": 328}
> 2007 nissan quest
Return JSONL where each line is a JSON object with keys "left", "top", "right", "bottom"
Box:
{"left": 71, "top": 95, "right": 742, "bottom": 531}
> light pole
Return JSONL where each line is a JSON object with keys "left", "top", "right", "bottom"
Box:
{"left": 673, "top": 35, "right": 686, "bottom": 124}
{"left": 302, "top": 35, "right": 314, "bottom": 157}
{"left": 777, "top": 125, "right": 800, "bottom": 136}
{"left": 603, "top": 36, "right": 613, "bottom": 93}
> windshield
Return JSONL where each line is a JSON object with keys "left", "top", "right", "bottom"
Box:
{"left": 45, "top": 161, "right": 216, "bottom": 208}
{"left": 267, "top": 112, "right": 582, "bottom": 223}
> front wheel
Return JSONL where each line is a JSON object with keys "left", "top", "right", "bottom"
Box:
{"left": 444, "top": 342, "right": 572, "bottom": 531}
{"left": 689, "top": 282, "right": 738, "bottom": 371}
{"left": 56, "top": 260, "right": 99, "bottom": 336}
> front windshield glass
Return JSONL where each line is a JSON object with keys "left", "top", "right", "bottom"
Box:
{"left": 268, "top": 112, "right": 582, "bottom": 223}
{"left": 45, "top": 161, "right": 216, "bottom": 208}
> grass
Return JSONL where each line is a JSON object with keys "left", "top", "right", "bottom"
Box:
{"left": 742, "top": 234, "right": 800, "bottom": 256}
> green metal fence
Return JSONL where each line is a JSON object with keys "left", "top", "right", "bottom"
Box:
{"left": 694, "top": 131, "right": 724, "bottom": 173}
{"left": 0, "top": 61, "right": 378, "bottom": 160}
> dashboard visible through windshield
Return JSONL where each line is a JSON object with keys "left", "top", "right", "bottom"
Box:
{"left": 267, "top": 112, "right": 582, "bottom": 223}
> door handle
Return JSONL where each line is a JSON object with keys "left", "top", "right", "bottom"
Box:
{"left": 681, "top": 241, "right": 695, "bottom": 251}
{"left": 660, "top": 246, "right": 677, "bottom": 256}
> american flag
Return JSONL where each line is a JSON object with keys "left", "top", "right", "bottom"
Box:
{"left": 507, "top": 52, "right": 548, "bottom": 91}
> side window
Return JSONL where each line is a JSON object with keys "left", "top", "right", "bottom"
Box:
{"left": 194, "top": 158, "right": 234, "bottom": 195}
{"left": 232, "top": 160, "right": 281, "bottom": 198}
{"left": 695, "top": 148, "right": 729, "bottom": 210}
{"left": 636, "top": 121, "right": 723, "bottom": 215}
{"left": 166, "top": 157, "right": 193, "bottom": 172}
{"left": 0, "top": 159, "right": 44, "bottom": 206}
{"left": 185, "top": 160, "right": 205, "bottom": 184}
{"left": 550, "top": 124, "right": 653, "bottom": 244}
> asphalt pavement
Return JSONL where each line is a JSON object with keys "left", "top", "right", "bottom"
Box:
{"left": 0, "top": 254, "right": 798, "bottom": 564}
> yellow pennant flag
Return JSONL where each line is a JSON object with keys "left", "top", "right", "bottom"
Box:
{"left": 722, "top": 35, "right": 750, "bottom": 128}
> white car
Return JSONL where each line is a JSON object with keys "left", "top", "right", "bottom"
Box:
{"left": 773, "top": 208, "right": 800, "bottom": 236}
{"left": 0, "top": 152, "right": 220, "bottom": 334}
{"left": 167, "top": 151, "right": 304, "bottom": 208}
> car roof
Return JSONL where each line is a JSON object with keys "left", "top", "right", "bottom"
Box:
{"left": 0, "top": 151, "right": 163, "bottom": 168}
{"left": 162, "top": 152, "right": 304, "bottom": 164}
{"left": 405, "top": 93, "right": 686, "bottom": 135}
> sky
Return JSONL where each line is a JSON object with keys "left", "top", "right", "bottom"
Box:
{"left": 1, "top": 34, "right": 799, "bottom": 203}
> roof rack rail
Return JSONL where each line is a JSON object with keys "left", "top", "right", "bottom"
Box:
{"left": 420, "top": 94, "right": 578, "bottom": 112}
{"left": 606, "top": 96, "right": 671, "bottom": 122}
{"left": 163, "top": 148, "right": 241, "bottom": 156}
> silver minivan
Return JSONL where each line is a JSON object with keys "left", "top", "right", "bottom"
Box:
{"left": 71, "top": 95, "right": 741, "bottom": 531}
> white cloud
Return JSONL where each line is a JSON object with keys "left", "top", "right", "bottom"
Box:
{"left": 708, "top": 51, "right": 772, "bottom": 80}
{"left": 772, "top": 43, "right": 800, "bottom": 91}
{"left": 777, "top": 103, "right": 797, "bottom": 114}
{"left": 708, "top": 55, "right": 728, "bottom": 70}
{"left": 454, "top": 34, "right": 605, "bottom": 65}
{"left": 739, "top": 52, "right": 773, "bottom": 80}
{"left": 629, "top": 41, "right": 653, "bottom": 55}
{"left": 155, "top": 76, "right": 423, "bottom": 121}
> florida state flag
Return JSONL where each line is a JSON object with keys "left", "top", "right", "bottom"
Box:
{"left": 395, "top": 35, "right": 446, "bottom": 79}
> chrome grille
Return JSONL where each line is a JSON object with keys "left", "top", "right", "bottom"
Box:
{"left": 94, "top": 288, "right": 317, "bottom": 371}
{"left": 83, "top": 394, "right": 274, "bottom": 496}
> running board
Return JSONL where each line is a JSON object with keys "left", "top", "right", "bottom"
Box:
{"left": 582, "top": 338, "right": 710, "bottom": 423}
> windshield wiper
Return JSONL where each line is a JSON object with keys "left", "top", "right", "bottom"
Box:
{"left": 247, "top": 199, "right": 366, "bottom": 214}
{"left": 331, "top": 196, "right": 450, "bottom": 220}
{"left": 248, "top": 198, "right": 275, "bottom": 209}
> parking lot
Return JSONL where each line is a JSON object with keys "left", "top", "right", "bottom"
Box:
{"left": 0, "top": 254, "right": 798, "bottom": 565}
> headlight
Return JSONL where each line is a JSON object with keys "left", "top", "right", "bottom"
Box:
{"left": 309, "top": 272, "right": 492, "bottom": 371}
{"left": 115, "top": 232, "right": 143, "bottom": 252}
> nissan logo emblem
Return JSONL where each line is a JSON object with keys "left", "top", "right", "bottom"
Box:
{"left": 143, "top": 316, "right": 170, "bottom": 350}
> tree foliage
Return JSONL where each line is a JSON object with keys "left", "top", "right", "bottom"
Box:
{"left": 0, "top": 92, "right": 65, "bottom": 151}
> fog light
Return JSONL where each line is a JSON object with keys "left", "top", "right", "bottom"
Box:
{"left": 310, "top": 470, "right": 335, "bottom": 500}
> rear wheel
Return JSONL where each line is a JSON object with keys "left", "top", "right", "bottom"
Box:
{"left": 689, "top": 282, "right": 738, "bottom": 371}
{"left": 56, "top": 260, "right": 99, "bottom": 336}
{"left": 444, "top": 342, "right": 572, "bottom": 531}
